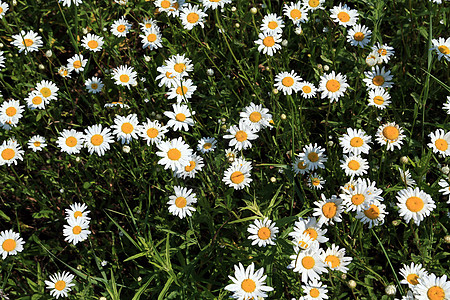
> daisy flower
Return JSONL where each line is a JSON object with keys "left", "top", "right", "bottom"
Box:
{"left": 84, "top": 124, "right": 115, "bottom": 156}
{"left": 365, "top": 50, "right": 382, "bottom": 67}
{"left": 318, "top": 71, "right": 349, "bottom": 102}
{"left": 376, "top": 122, "right": 405, "bottom": 151}
{"left": 85, "top": 77, "right": 104, "bottom": 94}
{"left": 255, "top": 31, "right": 282, "bottom": 56}
{"left": 202, "top": 0, "right": 231, "bottom": 10}
{"left": 165, "top": 54, "right": 193, "bottom": 78}
{"left": 299, "top": 143, "right": 327, "bottom": 171}
{"left": 28, "top": 135, "right": 47, "bottom": 152}
{"left": 320, "top": 244, "right": 352, "bottom": 273}
{"left": 399, "top": 169, "right": 416, "bottom": 187}
{"left": 139, "top": 17, "right": 158, "bottom": 31}
{"left": 274, "top": 71, "right": 302, "bottom": 95}
{"left": 396, "top": 187, "right": 436, "bottom": 225}
{"left": 313, "top": 194, "right": 343, "bottom": 226}
{"left": 292, "top": 156, "right": 310, "bottom": 175}
{"left": 0, "top": 229, "right": 25, "bottom": 259}
{"left": 59, "top": 0, "right": 82, "bottom": 6}
{"left": 225, "top": 263, "right": 274, "bottom": 300}
{"left": 0, "top": 1, "right": 9, "bottom": 19}
{"left": 164, "top": 103, "right": 195, "bottom": 131}
{"left": 340, "top": 155, "right": 369, "bottom": 177}
{"left": 112, "top": 65, "right": 137, "bottom": 89}
{"left": 56, "top": 129, "right": 85, "bottom": 155}
{"left": 45, "top": 271, "right": 75, "bottom": 299}
{"left": 36, "top": 80, "right": 59, "bottom": 103}
{"left": 63, "top": 216, "right": 91, "bottom": 245}
{"left": 156, "top": 137, "right": 193, "bottom": 171}
{"left": 167, "top": 186, "right": 197, "bottom": 219}
{"left": 197, "top": 137, "right": 217, "bottom": 153}
{"left": 223, "top": 160, "right": 253, "bottom": 190}
{"left": 355, "top": 199, "right": 387, "bottom": 228}
{"left": 399, "top": 262, "right": 428, "bottom": 289}
{"left": 291, "top": 232, "right": 318, "bottom": 252}
{"left": 65, "top": 202, "right": 90, "bottom": 221}
{"left": 260, "top": 13, "right": 285, "bottom": 34}
{"left": 111, "top": 114, "right": 140, "bottom": 144}
{"left": 339, "top": 180, "right": 373, "bottom": 212}
{"left": 330, "top": 3, "right": 359, "bottom": 27}
{"left": 81, "top": 33, "right": 104, "bottom": 52}
{"left": 168, "top": 78, "right": 197, "bottom": 103}
{"left": 111, "top": 16, "right": 131, "bottom": 37}
{"left": 347, "top": 24, "right": 372, "bottom": 48}
{"left": 225, "top": 149, "right": 237, "bottom": 162}
{"left": 443, "top": 96, "right": 450, "bottom": 114}
{"left": 104, "top": 101, "right": 129, "bottom": 109}
{"left": 0, "top": 99, "right": 24, "bottom": 127}
{"left": 371, "top": 42, "right": 395, "bottom": 63}
{"left": 0, "top": 139, "right": 24, "bottom": 166}
{"left": 180, "top": 4, "right": 207, "bottom": 30}
{"left": 414, "top": 273, "right": 450, "bottom": 300}
{"left": 224, "top": 120, "right": 259, "bottom": 151}
{"left": 138, "top": 119, "right": 168, "bottom": 145}
{"left": 289, "top": 217, "right": 328, "bottom": 244}
{"left": 307, "top": 173, "right": 325, "bottom": 190}
{"left": 428, "top": 129, "right": 450, "bottom": 157}
{"left": 140, "top": 27, "right": 163, "bottom": 50}
{"left": 247, "top": 218, "right": 279, "bottom": 247}
{"left": 283, "top": 2, "right": 308, "bottom": 24}
{"left": 302, "top": 0, "right": 325, "bottom": 11}
{"left": 288, "top": 247, "right": 328, "bottom": 283}
{"left": 431, "top": 37, "right": 450, "bottom": 61}
{"left": 167, "top": 0, "right": 186, "bottom": 17}
{"left": 368, "top": 87, "right": 391, "bottom": 109}
{"left": 240, "top": 102, "right": 273, "bottom": 132}
{"left": 339, "top": 128, "right": 372, "bottom": 155}
{"left": 175, "top": 152, "right": 204, "bottom": 179}
{"left": 154, "top": 0, "right": 174, "bottom": 14}
{"left": 299, "top": 81, "right": 317, "bottom": 98}
{"left": 11, "top": 30, "right": 43, "bottom": 54}
{"left": 156, "top": 65, "right": 178, "bottom": 88}
{"left": 363, "top": 66, "right": 394, "bottom": 90}
{"left": 58, "top": 66, "right": 72, "bottom": 78}
{"left": 67, "top": 54, "right": 87, "bottom": 74}
{"left": 302, "top": 279, "right": 328, "bottom": 300}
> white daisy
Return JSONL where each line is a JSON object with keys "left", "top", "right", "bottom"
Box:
{"left": 289, "top": 217, "right": 328, "bottom": 244}
{"left": 225, "top": 263, "right": 274, "bottom": 300}
{"left": 283, "top": 2, "right": 308, "bottom": 25}
{"left": 288, "top": 246, "right": 328, "bottom": 283}
{"left": 85, "top": 77, "right": 104, "bottom": 94}
{"left": 224, "top": 120, "right": 259, "bottom": 151}
{"left": 63, "top": 216, "right": 91, "bottom": 245}
{"left": 240, "top": 102, "right": 273, "bottom": 132}
{"left": 56, "top": 129, "right": 85, "bottom": 155}
{"left": 299, "top": 143, "right": 327, "bottom": 171}
{"left": 138, "top": 119, "right": 168, "bottom": 146}
{"left": 11, "top": 30, "right": 43, "bottom": 54}
{"left": 154, "top": 0, "right": 174, "bottom": 14}
{"left": 340, "top": 155, "right": 369, "bottom": 177}
{"left": 167, "top": 78, "right": 197, "bottom": 103}
{"left": 140, "top": 27, "right": 163, "bottom": 50}
{"left": 28, "top": 135, "right": 47, "bottom": 152}
{"left": 164, "top": 103, "right": 195, "bottom": 132}
{"left": 368, "top": 87, "right": 391, "bottom": 109}
{"left": 0, "top": 138, "right": 24, "bottom": 166}
{"left": 26, "top": 91, "right": 46, "bottom": 110}
{"left": 299, "top": 81, "right": 317, "bottom": 99}
{"left": 58, "top": 0, "right": 83, "bottom": 6}
{"left": 302, "top": 0, "right": 325, "bottom": 11}
{"left": 347, "top": 24, "right": 372, "bottom": 48}
{"left": 167, "top": 0, "right": 186, "bottom": 17}
{"left": 112, "top": 65, "right": 137, "bottom": 89}
{"left": 0, "top": 1, "right": 9, "bottom": 19}
{"left": 312, "top": 194, "right": 343, "bottom": 226}
{"left": 320, "top": 244, "right": 352, "bottom": 273}
{"left": 339, "top": 128, "right": 372, "bottom": 155}
{"left": 58, "top": 66, "right": 72, "bottom": 78}
{"left": 67, "top": 54, "right": 87, "bottom": 74}
{"left": 428, "top": 129, "right": 450, "bottom": 157}
{"left": 81, "top": 33, "right": 104, "bottom": 52}
{"left": 399, "top": 262, "right": 428, "bottom": 289}
{"left": 175, "top": 152, "right": 204, "bottom": 179}
{"left": 371, "top": 42, "right": 395, "bottom": 63}
{"left": 0, "top": 51, "right": 6, "bottom": 70}
{"left": 255, "top": 31, "right": 282, "bottom": 56}
{"left": 431, "top": 37, "right": 450, "bottom": 61}
{"left": 65, "top": 202, "right": 90, "bottom": 221}
{"left": 155, "top": 65, "right": 179, "bottom": 88}
{"left": 36, "top": 80, "right": 59, "bottom": 103}
{"left": 443, "top": 96, "right": 450, "bottom": 114}
{"left": 399, "top": 168, "right": 416, "bottom": 187}
{"left": 355, "top": 199, "right": 387, "bottom": 228}
{"left": 111, "top": 114, "right": 140, "bottom": 144}
{"left": 307, "top": 173, "right": 325, "bottom": 190}
{"left": 223, "top": 160, "right": 253, "bottom": 190}
{"left": 84, "top": 124, "right": 115, "bottom": 156}
{"left": 302, "top": 279, "right": 328, "bottom": 300}
{"left": 202, "top": 0, "right": 231, "bottom": 10}
{"left": 318, "top": 71, "right": 349, "bottom": 102}
{"left": 165, "top": 54, "right": 193, "bottom": 78}
{"left": 0, "top": 229, "right": 25, "bottom": 259}
{"left": 180, "top": 4, "right": 207, "bottom": 30}
{"left": 376, "top": 122, "right": 405, "bottom": 151}
{"left": 45, "top": 271, "right": 75, "bottom": 299}
{"left": 396, "top": 187, "right": 436, "bottom": 225}
{"left": 167, "top": 186, "right": 197, "bottom": 219}
{"left": 260, "top": 13, "right": 285, "bottom": 34}
{"left": 438, "top": 178, "right": 450, "bottom": 203}
{"left": 330, "top": 3, "right": 359, "bottom": 27}
{"left": 292, "top": 156, "right": 310, "bottom": 175}
{"left": 197, "top": 137, "right": 217, "bottom": 153}
{"left": 156, "top": 137, "right": 193, "bottom": 171}
{"left": 247, "top": 218, "right": 279, "bottom": 247}
{"left": 0, "top": 99, "right": 24, "bottom": 127}
{"left": 111, "top": 16, "right": 131, "bottom": 37}
{"left": 363, "top": 66, "right": 394, "bottom": 90}
{"left": 414, "top": 273, "right": 450, "bottom": 300}
{"left": 274, "top": 71, "right": 302, "bottom": 95}
{"left": 139, "top": 17, "right": 158, "bottom": 31}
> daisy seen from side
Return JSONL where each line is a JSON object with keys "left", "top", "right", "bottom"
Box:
{"left": 396, "top": 187, "right": 436, "bottom": 226}
{"left": 247, "top": 218, "right": 279, "bottom": 247}
{"left": 167, "top": 186, "right": 197, "bottom": 219}
{"left": 28, "top": 135, "right": 47, "bottom": 152}
{"left": 0, "top": 229, "right": 24, "bottom": 259}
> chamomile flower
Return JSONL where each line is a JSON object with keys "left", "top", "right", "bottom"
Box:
{"left": 0, "top": 99, "right": 24, "bottom": 126}
{"left": 28, "top": 135, "right": 47, "bottom": 152}
{"left": 313, "top": 194, "right": 343, "bottom": 226}
{"left": 339, "top": 128, "right": 372, "bottom": 155}
{"left": 58, "top": 66, "right": 72, "bottom": 78}
{"left": 155, "top": 0, "right": 174, "bottom": 14}
{"left": 81, "top": 33, "right": 104, "bottom": 52}
{"left": 112, "top": 65, "right": 137, "bottom": 89}
{"left": 180, "top": 4, "right": 207, "bottom": 30}
{"left": 202, "top": 0, "right": 231, "bottom": 10}
{"left": 431, "top": 37, "right": 450, "bottom": 61}
{"left": 175, "top": 153, "right": 204, "bottom": 179}
{"left": 167, "top": 0, "right": 186, "bottom": 17}
{"left": 302, "top": 280, "right": 328, "bottom": 300}
{"left": 58, "top": 0, "right": 83, "bottom": 6}
{"left": 376, "top": 122, "right": 405, "bottom": 151}
{"left": 0, "top": 1, "right": 8, "bottom": 19}
{"left": 289, "top": 217, "right": 329, "bottom": 244}
{"left": 340, "top": 155, "right": 369, "bottom": 177}
{"left": 247, "top": 218, "right": 279, "bottom": 247}
{"left": 299, "top": 82, "right": 317, "bottom": 98}
{"left": 371, "top": 42, "right": 395, "bottom": 63}
{"left": 156, "top": 137, "right": 193, "bottom": 171}
{"left": 56, "top": 129, "right": 85, "bottom": 155}
{"left": 428, "top": 129, "right": 450, "bottom": 157}
{"left": 11, "top": 30, "right": 43, "bottom": 54}
{"left": 111, "top": 114, "right": 140, "bottom": 144}
{"left": 299, "top": 143, "right": 327, "bottom": 171}
{"left": 396, "top": 187, "right": 436, "bottom": 226}
{"left": 225, "top": 148, "right": 238, "bottom": 161}
{"left": 45, "top": 271, "right": 75, "bottom": 299}
{"left": 84, "top": 77, "right": 103, "bottom": 94}
{"left": 155, "top": 65, "right": 178, "bottom": 87}
{"left": 307, "top": 173, "right": 325, "bottom": 190}
{"left": 302, "top": 0, "right": 325, "bottom": 11}
{"left": 399, "top": 169, "right": 416, "bottom": 187}
{"left": 291, "top": 232, "right": 318, "bottom": 252}
{"left": 65, "top": 203, "right": 90, "bottom": 221}
{"left": 0, "top": 229, "right": 24, "bottom": 259}
{"left": 414, "top": 273, "right": 450, "bottom": 300}
{"left": 292, "top": 156, "right": 310, "bottom": 175}
{"left": 224, "top": 120, "right": 259, "bottom": 151}
{"left": 63, "top": 216, "right": 91, "bottom": 245}
{"left": 140, "top": 27, "right": 163, "bottom": 50}
{"left": 111, "top": 16, "right": 131, "bottom": 37}
{"left": 255, "top": 31, "right": 282, "bottom": 56}
{"left": 320, "top": 244, "right": 352, "bottom": 273}
{"left": 240, "top": 102, "right": 273, "bottom": 132}
{"left": 288, "top": 247, "right": 328, "bottom": 283}
{"left": 368, "top": 87, "right": 391, "bottom": 109}
{"left": 355, "top": 199, "right": 387, "bottom": 228}
{"left": 138, "top": 119, "right": 168, "bottom": 145}
{"left": 225, "top": 263, "right": 274, "bottom": 300}
{"left": 318, "top": 71, "right": 349, "bottom": 102}
{"left": 330, "top": 3, "right": 359, "bottom": 27}
{"left": 167, "top": 186, "right": 197, "bottom": 219}
{"left": 84, "top": 124, "right": 115, "bottom": 156}
{"left": 339, "top": 181, "right": 373, "bottom": 212}
{"left": 139, "top": 17, "right": 158, "bottom": 31}
{"left": 363, "top": 66, "right": 394, "bottom": 90}
{"left": 36, "top": 80, "right": 59, "bottom": 103}
{"left": 438, "top": 179, "right": 450, "bottom": 203}
{"left": 67, "top": 54, "right": 87, "bottom": 74}
{"left": 274, "top": 71, "right": 302, "bottom": 95}
{"left": 168, "top": 78, "right": 197, "bottom": 103}
{"left": 365, "top": 50, "right": 382, "bottom": 67}
{"left": 165, "top": 54, "right": 193, "bottom": 78}
{"left": 399, "top": 262, "right": 428, "bottom": 289}
{"left": 164, "top": 103, "right": 195, "bottom": 131}
{"left": 283, "top": 2, "right": 308, "bottom": 24}
{"left": 197, "top": 137, "right": 217, "bottom": 153}
{"left": 260, "top": 13, "right": 285, "bottom": 34}
{"left": 223, "top": 161, "right": 253, "bottom": 190}
{"left": 347, "top": 24, "right": 372, "bottom": 48}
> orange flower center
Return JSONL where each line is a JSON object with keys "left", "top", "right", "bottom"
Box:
{"left": 249, "top": 112, "right": 262, "bottom": 123}
{"left": 167, "top": 148, "right": 181, "bottom": 160}
{"left": 348, "top": 160, "right": 360, "bottom": 171}
{"left": 1, "top": 148, "right": 15, "bottom": 160}
{"left": 435, "top": 138, "right": 448, "bottom": 151}
{"left": 351, "top": 194, "right": 365, "bottom": 205}
{"left": 176, "top": 86, "right": 188, "bottom": 96}
{"left": 302, "top": 256, "right": 315, "bottom": 269}
{"left": 55, "top": 280, "right": 66, "bottom": 291}
{"left": 406, "top": 273, "right": 419, "bottom": 285}
{"left": 235, "top": 130, "right": 248, "bottom": 142}
{"left": 230, "top": 171, "right": 244, "bottom": 184}
{"left": 175, "top": 196, "right": 187, "bottom": 208}
{"left": 257, "top": 226, "right": 271, "bottom": 240}
{"left": 263, "top": 36, "right": 275, "bottom": 47}
{"left": 90, "top": 134, "right": 104, "bottom": 146}
{"left": 307, "top": 152, "right": 319, "bottom": 162}
{"left": 40, "top": 87, "right": 51, "bottom": 98}
{"left": 290, "top": 9, "right": 302, "bottom": 20}
{"left": 350, "top": 137, "right": 363, "bottom": 147}
{"left": 382, "top": 126, "right": 399, "bottom": 141}
{"left": 438, "top": 45, "right": 450, "bottom": 55}
{"left": 405, "top": 196, "right": 424, "bottom": 212}
{"left": 372, "top": 75, "right": 385, "bottom": 86}
{"left": 120, "top": 74, "right": 130, "bottom": 83}
{"left": 32, "top": 96, "right": 43, "bottom": 105}
{"left": 2, "top": 239, "right": 16, "bottom": 252}
{"left": 184, "top": 161, "right": 196, "bottom": 172}
{"left": 241, "top": 279, "right": 256, "bottom": 293}
{"left": 282, "top": 76, "right": 294, "bottom": 87}
{"left": 326, "top": 79, "right": 341, "bottom": 92}
{"left": 187, "top": 12, "right": 199, "bottom": 24}
{"left": 117, "top": 25, "right": 126, "bottom": 32}
{"left": 6, "top": 107, "right": 17, "bottom": 117}
{"left": 373, "top": 96, "right": 384, "bottom": 105}
{"left": 354, "top": 32, "right": 365, "bottom": 41}
{"left": 427, "top": 286, "right": 445, "bottom": 300}
{"left": 72, "top": 225, "right": 82, "bottom": 235}
{"left": 338, "top": 11, "right": 350, "bottom": 23}
{"left": 65, "top": 137, "right": 78, "bottom": 147}
{"left": 147, "top": 128, "right": 159, "bottom": 138}
{"left": 325, "top": 255, "right": 340, "bottom": 268}
{"left": 121, "top": 122, "right": 134, "bottom": 134}
{"left": 364, "top": 204, "right": 380, "bottom": 219}
{"left": 322, "top": 202, "right": 337, "bottom": 218}
{"left": 23, "top": 39, "right": 34, "bottom": 47}
{"left": 268, "top": 21, "right": 278, "bottom": 30}
{"left": 88, "top": 40, "right": 99, "bottom": 49}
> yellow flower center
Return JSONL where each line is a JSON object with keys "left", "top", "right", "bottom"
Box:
{"left": 307, "top": 152, "right": 319, "bottom": 162}
{"left": 147, "top": 33, "right": 157, "bottom": 42}
{"left": 326, "top": 79, "right": 341, "bottom": 92}
{"left": 268, "top": 21, "right": 278, "bottom": 30}
{"left": 32, "top": 96, "right": 43, "bottom": 105}
{"left": 241, "top": 279, "right": 256, "bottom": 293}
{"left": 184, "top": 161, "right": 196, "bottom": 172}
{"left": 2, "top": 239, "right": 16, "bottom": 252}
{"left": 438, "top": 45, "right": 450, "bottom": 55}
{"left": 40, "top": 87, "right": 51, "bottom": 98}
{"left": 88, "top": 40, "right": 99, "bottom": 49}
{"left": 120, "top": 74, "right": 130, "bottom": 83}
{"left": 257, "top": 226, "right": 271, "bottom": 240}
{"left": 230, "top": 171, "right": 244, "bottom": 184}
{"left": 298, "top": 161, "right": 307, "bottom": 169}
{"left": 187, "top": 12, "right": 199, "bottom": 24}
{"left": 351, "top": 194, "right": 365, "bottom": 205}
{"left": 65, "top": 137, "right": 78, "bottom": 147}
{"left": 322, "top": 202, "right": 337, "bottom": 218}
{"left": 117, "top": 25, "right": 126, "bottom": 32}
{"left": 90, "top": 134, "right": 104, "bottom": 146}
{"left": 161, "top": 0, "right": 171, "bottom": 8}
{"left": 147, "top": 128, "right": 159, "bottom": 138}
{"left": 73, "top": 60, "right": 82, "bottom": 69}
{"left": 263, "top": 36, "right": 275, "bottom": 47}
{"left": 175, "top": 196, "right": 187, "bottom": 208}
{"left": 91, "top": 83, "right": 98, "bottom": 90}
{"left": 406, "top": 273, "right": 419, "bottom": 285}
{"left": 373, "top": 96, "right": 384, "bottom": 105}
{"left": 354, "top": 32, "right": 365, "bottom": 41}
{"left": 6, "top": 107, "right": 17, "bottom": 117}
{"left": 325, "top": 255, "right": 340, "bottom": 268}
{"left": 372, "top": 75, "right": 385, "bottom": 86}
{"left": 282, "top": 76, "right": 294, "bottom": 87}
{"left": 310, "top": 288, "right": 320, "bottom": 298}
{"left": 72, "top": 225, "right": 82, "bottom": 235}
{"left": 55, "top": 280, "right": 66, "bottom": 291}
{"left": 176, "top": 86, "right": 188, "bottom": 96}
{"left": 249, "top": 112, "right": 262, "bottom": 123}
{"left": 145, "top": 23, "right": 152, "bottom": 28}
{"left": 33, "top": 141, "right": 41, "bottom": 147}
{"left": 348, "top": 160, "right": 360, "bottom": 171}
{"left": 174, "top": 63, "right": 186, "bottom": 73}
{"left": 304, "top": 228, "right": 318, "bottom": 240}
{"left": 290, "top": 9, "right": 302, "bottom": 20}
{"left": 1, "top": 148, "right": 15, "bottom": 160}
{"left": 121, "top": 122, "right": 134, "bottom": 134}
{"left": 338, "top": 11, "right": 350, "bottom": 23}
{"left": 364, "top": 204, "right": 380, "bottom": 219}
{"left": 435, "top": 138, "right": 448, "bottom": 151}
{"left": 382, "top": 126, "right": 399, "bottom": 141}
{"left": 302, "top": 256, "right": 315, "bottom": 269}
{"left": 203, "top": 143, "right": 212, "bottom": 149}
{"left": 166, "top": 71, "right": 175, "bottom": 79}
{"left": 167, "top": 148, "right": 181, "bottom": 160}
{"left": 427, "top": 286, "right": 445, "bottom": 300}
{"left": 235, "top": 130, "right": 248, "bottom": 142}
{"left": 309, "top": 0, "right": 319, "bottom": 7}
{"left": 312, "top": 178, "right": 321, "bottom": 186}
{"left": 350, "top": 137, "right": 363, "bottom": 147}
{"left": 74, "top": 211, "right": 83, "bottom": 218}
{"left": 378, "top": 49, "right": 387, "bottom": 56}
{"left": 405, "top": 196, "right": 424, "bottom": 212}
{"left": 175, "top": 113, "right": 186, "bottom": 122}
{"left": 23, "top": 39, "right": 34, "bottom": 47}
{"left": 302, "top": 85, "right": 312, "bottom": 93}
